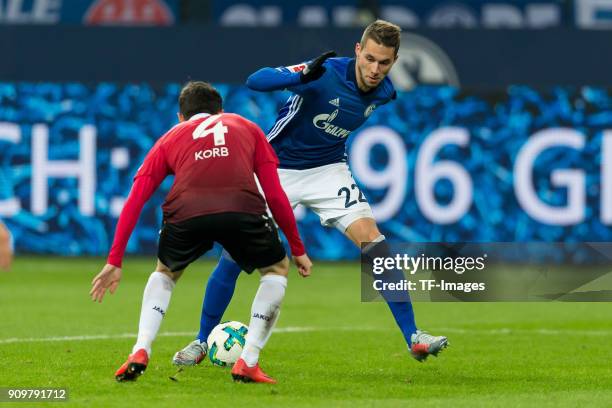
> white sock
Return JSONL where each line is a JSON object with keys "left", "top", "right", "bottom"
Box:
{"left": 132, "top": 272, "right": 175, "bottom": 356}
{"left": 241, "top": 274, "right": 287, "bottom": 367}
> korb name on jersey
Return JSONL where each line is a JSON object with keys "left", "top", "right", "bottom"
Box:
{"left": 192, "top": 114, "right": 230, "bottom": 160}
{"left": 194, "top": 147, "right": 229, "bottom": 160}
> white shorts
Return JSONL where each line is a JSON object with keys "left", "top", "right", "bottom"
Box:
{"left": 278, "top": 163, "right": 374, "bottom": 232}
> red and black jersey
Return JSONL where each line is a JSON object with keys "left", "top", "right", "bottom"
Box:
{"left": 138, "top": 112, "right": 278, "bottom": 222}
{"left": 107, "top": 112, "right": 305, "bottom": 267}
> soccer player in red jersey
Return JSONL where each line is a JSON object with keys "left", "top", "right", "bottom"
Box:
{"left": 90, "top": 81, "right": 312, "bottom": 384}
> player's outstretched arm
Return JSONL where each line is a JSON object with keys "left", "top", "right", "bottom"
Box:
{"left": 256, "top": 161, "right": 305, "bottom": 255}
{"left": 90, "top": 174, "right": 161, "bottom": 301}
{"left": 251, "top": 121, "right": 312, "bottom": 275}
{"left": 105, "top": 175, "right": 161, "bottom": 269}
{"left": 104, "top": 140, "right": 168, "bottom": 270}
{"left": 246, "top": 50, "right": 336, "bottom": 92}
{"left": 92, "top": 143, "right": 167, "bottom": 301}
{"left": 246, "top": 67, "right": 302, "bottom": 92}
{"left": 255, "top": 161, "right": 312, "bottom": 276}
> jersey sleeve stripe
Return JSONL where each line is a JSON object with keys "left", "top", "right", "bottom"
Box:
{"left": 267, "top": 95, "right": 303, "bottom": 142}
{"left": 267, "top": 95, "right": 298, "bottom": 140}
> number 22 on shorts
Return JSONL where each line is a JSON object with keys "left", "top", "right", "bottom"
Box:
{"left": 337, "top": 184, "right": 367, "bottom": 208}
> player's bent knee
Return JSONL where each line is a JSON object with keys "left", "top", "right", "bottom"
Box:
{"left": 156, "top": 259, "right": 184, "bottom": 282}
{"left": 345, "top": 217, "right": 381, "bottom": 246}
{"left": 259, "top": 256, "right": 289, "bottom": 277}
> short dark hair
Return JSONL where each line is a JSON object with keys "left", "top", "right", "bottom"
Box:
{"left": 179, "top": 81, "right": 223, "bottom": 119}
{"left": 360, "top": 19, "right": 401, "bottom": 55}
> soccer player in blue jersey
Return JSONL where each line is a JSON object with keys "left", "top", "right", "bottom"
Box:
{"left": 174, "top": 20, "right": 448, "bottom": 366}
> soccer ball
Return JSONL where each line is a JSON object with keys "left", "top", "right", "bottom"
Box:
{"left": 207, "top": 321, "right": 249, "bottom": 367}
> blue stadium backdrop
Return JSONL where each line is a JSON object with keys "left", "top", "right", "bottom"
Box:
{"left": 0, "top": 83, "right": 611, "bottom": 259}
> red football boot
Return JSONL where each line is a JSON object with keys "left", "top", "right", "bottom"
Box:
{"left": 231, "top": 358, "right": 276, "bottom": 384}
{"left": 115, "top": 349, "right": 149, "bottom": 382}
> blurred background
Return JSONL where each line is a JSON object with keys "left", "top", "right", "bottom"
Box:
{"left": 1, "top": 0, "right": 611, "bottom": 260}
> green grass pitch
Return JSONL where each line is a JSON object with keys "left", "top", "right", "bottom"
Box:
{"left": 1, "top": 257, "right": 612, "bottom": 407}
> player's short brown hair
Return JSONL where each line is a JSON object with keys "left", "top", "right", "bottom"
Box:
{"left": 179, "top": 81, "right": 223, "bottom": 119}
{"left": 360, "top": 19, "right": 401, "bottom": 55}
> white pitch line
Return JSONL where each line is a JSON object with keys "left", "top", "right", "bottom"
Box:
{"left": 0, "top": 327, "right": 343, "bottom": 345}
{"left": 433, "top": 327, "right": 612, "bottom": 336}
{"left": 1, "top": 326, "right": 611, "bottom": 345}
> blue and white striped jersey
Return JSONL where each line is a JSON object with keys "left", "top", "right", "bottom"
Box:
{"left": 246, "top": 57, "right": 396, "bottom": 170}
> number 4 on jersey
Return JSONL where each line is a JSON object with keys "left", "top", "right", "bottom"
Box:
{"left": 193, "top": 114, "right": 228, "bottom": 146}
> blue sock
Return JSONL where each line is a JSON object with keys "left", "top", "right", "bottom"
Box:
{"left": 197, "top": 251, "right": 242, "bottom": 343}
{"left": 363, "top": 238, "right": 418, "bottom": 346}
{"left": 386, "top": 301, "right": 417, "bottom": 347}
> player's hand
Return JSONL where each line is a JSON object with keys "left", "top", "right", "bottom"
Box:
{"left": 293, "top": 254, "right": 312, "bottom": 277}
{"left": 300, "top": 50, "right": 336, "bottom": 84}
{"left": 90, "top": 264, "right": 122, "bottom": 303}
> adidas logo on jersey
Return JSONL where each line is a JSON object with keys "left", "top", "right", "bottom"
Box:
{"left": 328, "top": 98, "right": 340, "bottom": 107}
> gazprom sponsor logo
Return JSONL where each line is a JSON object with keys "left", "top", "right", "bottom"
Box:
{"left": 312, "top": 109, "right": 351, "bottom": 138}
